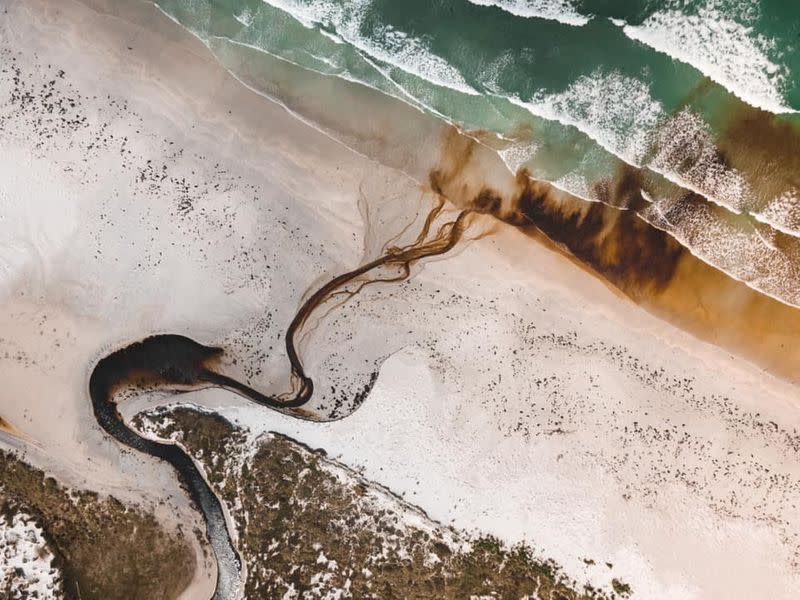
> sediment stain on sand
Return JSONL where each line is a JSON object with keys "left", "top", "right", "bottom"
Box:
{"left": 429, "top": 126, "right": 800, "bottom": 382}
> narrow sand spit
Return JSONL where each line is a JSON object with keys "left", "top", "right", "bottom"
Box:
{"left": 0, "top": 0, "right": 799, "bottom": 599}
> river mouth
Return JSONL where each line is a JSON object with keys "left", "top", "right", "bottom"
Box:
{"left": 89, "top": 335, "right": 243, "bottom": 599}
{"left": 3, "top": 0, "right": 797, "bottom": 597}
{"left": 86, "top": 187, "right": 479, "bottom": 597}
{"left": 86, "top": 203, "right": 451, "bottom": 594}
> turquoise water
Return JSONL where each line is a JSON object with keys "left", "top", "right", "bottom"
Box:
{"left": 154, "top": 0, "right": 800, "bottom": 306}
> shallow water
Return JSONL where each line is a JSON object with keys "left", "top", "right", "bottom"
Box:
{"left": 153, "top": 0, "right": 800, "bottom": 312}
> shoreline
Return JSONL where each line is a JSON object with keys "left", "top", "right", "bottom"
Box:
{"left": 0, "top": 0, "right": 799, "bottom": 598}
{"left": 88, "top": 0, "right": 800, "bottom": 386}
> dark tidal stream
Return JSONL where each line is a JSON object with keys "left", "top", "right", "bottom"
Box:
{"left": 87, "top": 199, "right": 471, "bottom": 598}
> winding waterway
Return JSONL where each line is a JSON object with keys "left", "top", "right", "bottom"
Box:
{"left": 89, "top": 336, "right": 243, "bottom": 599}
{"left": 88, "top": 200, "right": 473, "bottom": 598}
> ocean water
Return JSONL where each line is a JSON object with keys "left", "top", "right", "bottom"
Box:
{"left": 153, "top": 0, "right": 800, "bottom": 308}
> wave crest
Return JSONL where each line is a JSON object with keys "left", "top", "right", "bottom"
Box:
{"left": 617, "top": 3, "right": 794, "bottom": 114}
{"left": 466, "top": 0, "right": 590, "bottom": 27}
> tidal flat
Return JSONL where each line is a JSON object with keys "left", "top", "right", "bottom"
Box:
{"left": 1, "top": 0, "right": 799, "bottom": 598}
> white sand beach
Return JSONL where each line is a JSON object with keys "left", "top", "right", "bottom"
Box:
{"left": 1, "top": 0, "right": 799, "bottom": 598}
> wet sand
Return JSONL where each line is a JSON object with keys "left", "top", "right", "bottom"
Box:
{"left": 1, "top": 0, "right": 799, "bottom": 598}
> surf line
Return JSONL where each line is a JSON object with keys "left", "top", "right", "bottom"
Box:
{"left": 88, "top": 197, "right": 476, "bottom": 598}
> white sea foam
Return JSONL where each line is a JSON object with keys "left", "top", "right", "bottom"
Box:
{"left": 504, "top": 78, "right": 800, "bottom": 240}
{"left": 260, "top": 0, "right": 479, "bottom": 95}
{"left": 552, "top": 172, "right": 593, "bottom": 203}
{"left": 647, "top": 109, "right": 752, "bottom": 212}
{"left": 754, "top": 189, "right": 800, "bottom": 238}
{"left": 318, "top": 28, "right": 345, "bottom": 45}
{"left": 617, "top": 1, "right": 794, "bottom": 114}
{"left": 641, "top": 185, "right": 800, "bottom": 309}
{"left": 466, "top": 0, "right": 590, "bottom": 27}
{"left": 646, "top": 196, "right": 800, "bottom": 308}
{"left": 647, "top": 110, "right": 800, "bottom": 238}
{"left": 233, "top": 7, "right": 255, "bottom": 27}
{"left": 498, "top": 140, "right": 538, "bottom": 174}
{"left": 507, "top": 70, "right": 664, "bottom": 166}
{"left": 187, "top": 1, "right": 800, "bottom": 253}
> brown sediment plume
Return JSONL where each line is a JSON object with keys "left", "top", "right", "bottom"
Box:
{"left": 87, "top": 196, "right": 480, "bottom": 598}
{"left": 0, "top": 415, "right": 31, "bottom": 442}
{"left": 721, "top": 107, "right": 800, "bottom": 209}
{"left": 430, "top": 131, "right": 687, "bottom": 300}
{"left": 650, "top": 79, "right": 800, "bottom": 217}
{"left": 89, "top": 194, "right": 479, "bottom": 416}
{"left": 94, "top": 192, "right": 479, "bottom": 425}
{"left": 94, "top": 195, "right": 478, "bottom": 419}
{"left": 507, "top": 169, "right": 685, "bottom": 299}
{"left": 429, "top": 125, "right": 800, "bottom": 382}
{"left": 272, "top": 195, "right": 476, "bottom": 406}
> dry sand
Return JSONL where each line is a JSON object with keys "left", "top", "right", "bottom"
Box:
{"left": 0, "top": 0, "right": 799, "bottom": 598}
